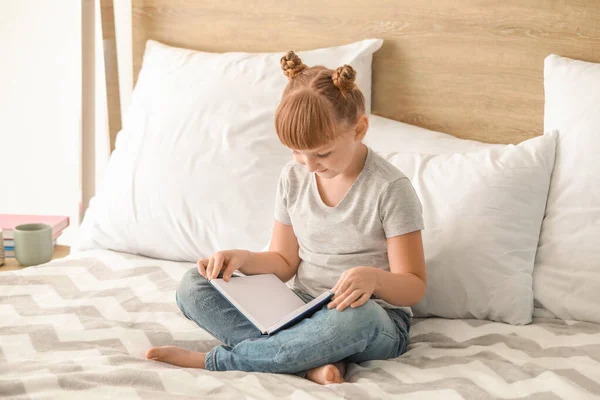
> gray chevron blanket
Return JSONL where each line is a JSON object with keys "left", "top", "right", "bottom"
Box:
{"left": 1, "top": 249, "right": 599, "bottom": 399}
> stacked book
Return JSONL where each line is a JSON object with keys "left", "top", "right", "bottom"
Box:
{"left": 0, "top": 214, "right": 70, "bottom": 258}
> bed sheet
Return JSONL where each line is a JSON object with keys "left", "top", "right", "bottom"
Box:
{"left": 1, "top": 249, "right": 599, "bottom": 399}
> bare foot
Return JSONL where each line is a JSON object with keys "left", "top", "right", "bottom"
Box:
{"left": 146, "top": 345, "right": 207, "bottom": 369}
{"left": 306, "top": 362, "right": 346, "bottom": 385}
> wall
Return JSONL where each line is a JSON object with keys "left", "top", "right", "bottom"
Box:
{"left": 0, "top": 0, "right": 136, "bottom": 247}
{"left": 0, "top": 0, "right": 81, "bottom": 245}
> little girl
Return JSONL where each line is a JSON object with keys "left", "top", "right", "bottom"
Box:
{"left": 146, "top": 51, "right": 426, "bottom": 385}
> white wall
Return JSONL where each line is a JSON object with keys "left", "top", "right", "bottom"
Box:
{"left": 0, "top": 1, "right": 81, "bottom": 245}
{"left": 0, "top": 0, "right": 133, "bottom": 247}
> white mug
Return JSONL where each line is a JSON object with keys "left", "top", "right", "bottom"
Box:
{"left": 14, "top": 223, "right": 53, "bottom": 267}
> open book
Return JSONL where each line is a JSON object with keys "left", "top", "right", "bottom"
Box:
{"left": 209, "top": 273, "right": 333, "bottom": 335}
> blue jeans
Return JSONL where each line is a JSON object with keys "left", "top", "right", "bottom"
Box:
{"left": 175, "top": 267, "right": 411, "bottom": 377}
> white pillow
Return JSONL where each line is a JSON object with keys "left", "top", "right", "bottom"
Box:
{"left": 533, "top": 55, "right": 600, "bottom": 323}
{"left": 382, "top": 132, "right": 557, "bottom": 325}
{"left": 73, "top": 39, "right": 383, "bottom": 260}
{"left": 366, "top": 115, "right": 503, "bottom": 154}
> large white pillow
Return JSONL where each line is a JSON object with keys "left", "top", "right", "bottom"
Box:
{"left": 533, "top": 55, "right": 600, "bottom": 323}
{"left": 383, "top": 132, "right": 557, "bottom": 325}
{"left": 366, "top": 115, "right": 503, "bottom": 154}
{"left": 73, "top": 39, "right": 383, "bottom": 260}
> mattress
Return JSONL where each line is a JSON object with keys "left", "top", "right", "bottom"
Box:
{"left": 1, "top": 249, "right": 599, "bottom": 399}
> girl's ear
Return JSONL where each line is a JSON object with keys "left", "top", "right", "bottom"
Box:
{"left": 354, "top": 114, "right": 369, "bottom": 141}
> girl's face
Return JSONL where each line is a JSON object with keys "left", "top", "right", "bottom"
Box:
{"left": 291, "top": 129, "right": 362, "bottom": 180}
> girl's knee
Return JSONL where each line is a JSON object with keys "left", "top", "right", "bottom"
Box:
{"left": 329, "top": 300, "right": 386, "bottom": 332}
{"left": 176, "top": 267, "right": 210, "bottom": 309}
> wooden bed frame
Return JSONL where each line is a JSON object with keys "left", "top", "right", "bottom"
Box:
{"left": 101, "top": 0, "right": 599, "bottom": 150}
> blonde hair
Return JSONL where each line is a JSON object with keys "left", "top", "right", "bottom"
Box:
{"left": 274, "top": 51, "right": 366, "bottom": 150}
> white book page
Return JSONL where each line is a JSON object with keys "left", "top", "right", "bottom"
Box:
{"left": 267, "top": 290, "right": 333, "bottom": 334}
{"left": 210, "top": 274, "right": 306, "bottom": 333}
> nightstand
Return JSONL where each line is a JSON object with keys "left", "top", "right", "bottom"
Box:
{"left": 0, "top": 245, "right": 70, "bottom": 272}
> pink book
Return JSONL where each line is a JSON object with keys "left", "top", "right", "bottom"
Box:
{"left": 0, "top": 214, "right": 70, "bottom": 240}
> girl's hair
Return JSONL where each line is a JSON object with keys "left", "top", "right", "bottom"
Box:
{"left": 274, "top": 51, "right": 366, "bottom": 150}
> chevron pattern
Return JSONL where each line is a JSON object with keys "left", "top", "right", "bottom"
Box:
{"left": 1, "top": 249, "right": 599, "bottom": 399}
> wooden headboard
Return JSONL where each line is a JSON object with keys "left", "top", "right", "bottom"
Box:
{"left": 104, "top": 0, "right": 599, "bottom": 149}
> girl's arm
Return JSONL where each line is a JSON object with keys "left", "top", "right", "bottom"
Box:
{"left": 238, "top": 220, "right": 301, "bottom": 282}
{"left": 373, "top": 230, "right": 427, "bottom": 306}
{"left": 328, "top": 229, "right": 426, "bottom": 311}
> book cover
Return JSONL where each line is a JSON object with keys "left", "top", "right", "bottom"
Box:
{"left": 0, "top": 214, "right": 69, "bottom": 240}
{"left": 209, "top": 274, "right": 333, "bottom": 335}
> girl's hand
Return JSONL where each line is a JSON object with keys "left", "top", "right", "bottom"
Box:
{"left": 328, "top": 266, "right": 377, "bottom": 311}
{"left": 197, "top": 249, "right": 250, "bottom": 282}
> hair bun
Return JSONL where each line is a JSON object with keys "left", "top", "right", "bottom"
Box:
{"left": 332, "top": 65, "right": 356, "bottom": 91}
{"left": 281, "top": 51, "right": 307, "bottom": 80}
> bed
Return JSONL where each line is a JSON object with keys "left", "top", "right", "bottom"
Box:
{"left": 3, "top": 1, "right": 600, "bottom": 399}
{"left": 2, "top": 249, "right": 599, "bottom": 399}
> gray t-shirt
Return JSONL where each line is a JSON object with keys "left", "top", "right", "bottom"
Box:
{"left": 274, "top": 146, "right": 424, "bottom": 314}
